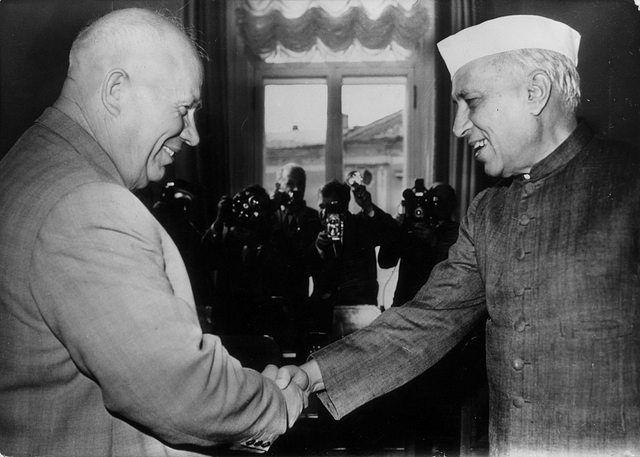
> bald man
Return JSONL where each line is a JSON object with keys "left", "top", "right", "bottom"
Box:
{"left": 0, "top": 8, "right": 305, "bottom": 456}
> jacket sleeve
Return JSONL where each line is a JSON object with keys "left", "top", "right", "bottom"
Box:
{"left": 312, "top": 195, "right": 488, "bottom": 420}
{"left": 29, "top": 182, "right": 287, "bottom": 449}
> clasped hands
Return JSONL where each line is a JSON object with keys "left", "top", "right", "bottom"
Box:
{"left": 261, "top": 360, "right": 323, "bottom": 429}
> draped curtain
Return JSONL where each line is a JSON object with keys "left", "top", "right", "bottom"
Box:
{"left": 181, "top": 0, "right": 230, "bottom": 227}
{"left": 236, "top": 0, "right": 430, "bottom": 62}
{"left": 446, "top": 0, "right": 476, "bottom": 220}
{"left": 442, "top": 0, "right": 494, "bottom": 220}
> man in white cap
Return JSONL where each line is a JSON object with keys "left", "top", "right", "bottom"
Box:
{"left": 273, "top": 15, "right": 640, "bottom": 456}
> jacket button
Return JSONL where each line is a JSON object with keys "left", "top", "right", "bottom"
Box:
{"left": 514, "top": 318, "right": 527, "bottom": 332}
{"left": 246, "top": 440, "right": 255, "bottom": 446}
{"left": 512, "top": 358, "right": 525, "bottom": 370}
{"left": 515, "top": 248, "right": 525, "bottom": 260}
{"left": 513, "top": 396, "right": 526, "bottom": 408}
{"left": 524, "top": 182, "right": 535, "bottom": 195}
{"left": 519, "top": 214, "right": 531, "bottom": 225}
{"left": 261, "top": 442, "right": 271, "bottom": 448}
{"left": 513, "top": 287, "right": 525, "bottom": 297}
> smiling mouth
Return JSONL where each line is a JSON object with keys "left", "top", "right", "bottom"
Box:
{"left": 162, "top": 146, "right": 176, "bottom": 158}
{"left": 471, "top": 139, "right": 488, "bottom": 158}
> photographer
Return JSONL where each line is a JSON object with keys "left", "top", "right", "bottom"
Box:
{"left": 308, "top": 177, "right": 397, "bottom": 333}
{"left": 203, "top": 185, "right": 287, "bottom": 337}
{"left": 379, "top": 181, "right": 459, "bottom": 308}
{"left": 268, "top": 163, "right": 323, "bottom": 348}
{"left": 152, "top": 180, "right": 214, "bottom": 332}
{"left": 270, "top": 164, "right": 322, "bottom": 305}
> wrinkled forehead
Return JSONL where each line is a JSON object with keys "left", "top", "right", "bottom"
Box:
{"left": 451, "top": 54, "right": 507, "bottom": 99}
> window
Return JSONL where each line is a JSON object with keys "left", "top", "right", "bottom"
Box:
{"left": 262, "top": 67, "right": 412, "bottom": 215}
{"left": 263, "top": 81, "right": 327, "bottom": 209}
{"left": 246, "top": 0, "right": 434, "bottom": 308}
{"left": 341, "top": 78, "right": 405, "bottom": 215}
{"left": 262, "top": 71, "right": 410, "bottom": 310}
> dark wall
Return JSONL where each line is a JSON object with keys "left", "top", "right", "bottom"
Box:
{"left": 477, "top": 0, "right": 640, "bottom": 146}
{"left": 0, "top": 0, "right": 185, "bottom": 160}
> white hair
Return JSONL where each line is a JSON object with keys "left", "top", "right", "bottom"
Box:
{"left": 495, "top": 48, "right": 581, "bottom": 114}
{"left": 277, "top": 163, "right": 306, "bottom": 187}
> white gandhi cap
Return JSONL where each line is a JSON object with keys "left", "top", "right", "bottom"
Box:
{"left": 437, "top": 15, "right": 581, "bottom": 79}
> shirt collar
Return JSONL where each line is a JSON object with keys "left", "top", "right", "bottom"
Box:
{"left": 524, "top": 121, "right": 594, "bottom": 181}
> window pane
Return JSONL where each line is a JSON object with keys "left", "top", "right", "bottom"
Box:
{"left": 264, "top": 83, "right": 327, "bottom": 209}
{"left": 342, "top": 82, "right": 406, "bottom": 216}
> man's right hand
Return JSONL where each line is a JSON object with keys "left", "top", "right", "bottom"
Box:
{"left": 262, "top": 365, "right": 308, "bottom": 429}
{"left": 270, "top": 361, "right": 325, "bottom": 394}
{"left": 281, "top": 380, "right": 308, "bottom": 428}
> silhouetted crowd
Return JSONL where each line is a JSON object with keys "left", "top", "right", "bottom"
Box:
{"left": 148, "top": 164, "right": 460, "bottom": 355}
{"left": 144, "top": 164, "right": 478, "bottom": 452}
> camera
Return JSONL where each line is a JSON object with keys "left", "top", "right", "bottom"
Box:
{"left": 324, "top": 201, "right": 343, "bottom": 241}
{"left": 402, "top": 179, "right": 434, "bottom": 225}
{"left": 232, "top": 188, "right": 267, "bottom": 229}
{"left": 274, "top": 187, "right": 302, "bottom": 208}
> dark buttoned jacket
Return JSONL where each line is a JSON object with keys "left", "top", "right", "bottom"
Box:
{"left": 313, "top": 122, "right": 640, "bottom": 456}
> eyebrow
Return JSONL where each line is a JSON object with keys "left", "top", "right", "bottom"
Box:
{"left": 452, "top": 89, "right": 469, "bottom": 102}
{"left": 188, "top": 100, "right": 203, "bottom": 110}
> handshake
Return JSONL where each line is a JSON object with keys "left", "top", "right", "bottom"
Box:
{"left": 254, "top": 360, "right": 324, "bottom": 450}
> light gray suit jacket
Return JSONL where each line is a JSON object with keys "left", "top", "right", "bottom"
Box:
{"left": 0, "top": 108, "right": 286, "bottom": 456}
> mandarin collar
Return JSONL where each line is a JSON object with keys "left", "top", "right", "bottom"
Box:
{"left": 518, "top": 121, "right": 593, "bottom": 182}
{"left": 37, "top": 107, "right": 125, "bottom": 187}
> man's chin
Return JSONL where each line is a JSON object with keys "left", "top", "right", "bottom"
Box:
{"left": 481, "top": 163, "right": 501, "bottom": 178}
{"left": 148, "top": 165, "right": 169, "bottom": 183}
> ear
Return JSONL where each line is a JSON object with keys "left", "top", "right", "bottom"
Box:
{"left": 101, "top": 69, "right": 127, "bottom": 116}
{"left": 527, "top": 71, "right": 552, "bottom": 116}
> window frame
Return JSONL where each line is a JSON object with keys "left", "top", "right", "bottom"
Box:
{"left": 256, "top": 60, "right": 424, "bottom": 194}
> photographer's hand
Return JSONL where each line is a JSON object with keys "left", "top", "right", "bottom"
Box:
{"left": 315, "top": 231, "right": 332, "bottom": 250}
{"left": 412, "top": 222, "right": 436, "bottom": 246}
{"left": 353, "top": 185, "right": 374, "bottom": 215}
{"left": 314, "top": 231, "right": 335, "bottom": 258}
{"left": 211, "top": 196, "right": 232, "bottom": 233}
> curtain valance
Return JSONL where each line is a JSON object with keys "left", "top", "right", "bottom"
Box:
{"left": 236, "top": 0, "right": 430, "bottom": 62}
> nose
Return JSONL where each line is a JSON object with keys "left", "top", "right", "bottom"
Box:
{"left": 452, "top": 104, "right": 472, "bottom": 138}
{"left": 180, "top": 110, "right": 200, "bottom": 147}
